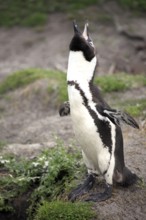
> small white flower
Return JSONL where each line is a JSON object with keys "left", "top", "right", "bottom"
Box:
{"left": 32, "top": 162, "right": 39, "bottom": 167}
{"left": 0, "top": 159, "right": 10, "bottom": 164}
{"left": 9, "top": 174, "right": 13, "bottom": 178}
{"left": 43, "top": 161, "right": 49, "bottom": 169}
{"left": 38, "top": 156, "right": 46, "bottom": 161}
{"left": 18, "top": 177, "right": 25, "bottom": 181}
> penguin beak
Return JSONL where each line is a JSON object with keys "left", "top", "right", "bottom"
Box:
{"left": 82, "top": 22, "right": 89, "bottom": 40}
{"left": 73, "top": 20, "right": 81, "bottom": 34}
{"left": 83, "top": 22, "right": 94, "bottom": 48}
{"left": 73, "top": 21, "right": 94, "bottom": 48}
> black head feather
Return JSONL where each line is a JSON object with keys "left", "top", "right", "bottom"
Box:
{"left": 69, "top": 22, "right": 95, "bottom": 61}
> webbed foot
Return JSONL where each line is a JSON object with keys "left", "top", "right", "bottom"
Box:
{"left": 59, "top": 101, "right": 70, "bottom": 116}
{"left": 68, "top": 174, "right": 95, "bottom": 202}
{"left": 85, "top": 183, "right": 112, "bottom": 202}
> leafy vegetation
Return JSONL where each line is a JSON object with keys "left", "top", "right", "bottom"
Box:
{"left": 0, "top": 0, "right": 98, "bottom": 27}
{"left": 0, "top": 140, "right": 87, "bottom": 219}
{"left": 34, "top": 201, "right": 96, "bottom": 220}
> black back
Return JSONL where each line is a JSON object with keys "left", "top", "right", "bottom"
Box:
{"left": 90, "top": 83, "right": 110, "bottom": 109}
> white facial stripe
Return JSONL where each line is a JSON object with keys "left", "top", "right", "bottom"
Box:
{"left": 82, "top": 23, "right": 88, "bottom": 40}
{"left": 67, "top": 51, "right": 96, "bottom": 83}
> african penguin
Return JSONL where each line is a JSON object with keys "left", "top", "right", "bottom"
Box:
{"left": 59, "top": 21, "right": 139, "bottom": 202}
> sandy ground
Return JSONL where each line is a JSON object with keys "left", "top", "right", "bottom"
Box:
{"left": 0, "top": 3, "right": 146, "bottom": 220}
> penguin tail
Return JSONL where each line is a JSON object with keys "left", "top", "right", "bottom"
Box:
{"left": 121, "top": 167, "right": 139, "bottom": 187}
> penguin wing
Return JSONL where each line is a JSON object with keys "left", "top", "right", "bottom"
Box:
{"left": 91, "top": 84, "right": 139, "bottom": 129}
{"left": 59, "top": 101, "right": 70, "bottom": 116}
{"left": 90, "top": 84, "right": 110, "bottom": 109}
{"left": 103, "top": 109, "right": 139, "bottom": 129}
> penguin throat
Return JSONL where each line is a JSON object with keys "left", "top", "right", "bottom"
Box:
{"left": 67, "top": 51, "right": 96, "bottom": 84}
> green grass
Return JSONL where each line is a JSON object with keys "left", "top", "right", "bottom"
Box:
{"left": 0, "top": 69, "right": 146, "bottom": 116}
{"left": 0, "top": 0, "right": 146, "bottom": 27}
{"left": 0, "top": 69, "right": 67, "bottom": 103}
{"left": 95, "top": 73, "right": 146, "bottom": 92}
{"left": 121, "top": 99, "right": 146, "bottom": 117}
{"left": 21, "top": 13, "right": 48, "bottom": 27}
{"left": 34, "top": 201, "right": 97, "bottom": 220}
{"left": 0, "top": 0, "right": 98, "bottom": 27}
{"left": 1, "top": 69, "right": 146, "bottom": 95}
{"left": 1, "top": 0, "right": 146, "bottom": 27}
{"left": 118, "top": 0, "right": 146, "bottom": 11}
{"left": 0, "top": 69, "right": 46, "bottom": 94}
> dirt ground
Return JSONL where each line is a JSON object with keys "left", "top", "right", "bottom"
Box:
{"left": 0, "top": 2, "right": 146, "bottom": 220}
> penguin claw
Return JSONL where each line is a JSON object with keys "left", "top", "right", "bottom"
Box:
{"left": 85, "top": 184, "right": 112, "bottom": 202}
{"left": 68, "top": 174, "right": 95, "bottom": 202}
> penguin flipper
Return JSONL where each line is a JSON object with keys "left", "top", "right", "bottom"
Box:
{"left": 59, "top": 101, "right": 70, "bottom": 116}
{"left": 103, "top": 109, "right": 139, "bottom": 129}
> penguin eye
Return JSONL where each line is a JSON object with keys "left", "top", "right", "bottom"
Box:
{"left": 88, "top": 38, "right": 94, "bottom": 48}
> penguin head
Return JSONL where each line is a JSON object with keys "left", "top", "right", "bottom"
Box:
{"left": 69, "top": 21, "right": 95, "bottom": 62}
{"left": 67, "top": 21, "right": 97, "bottom": 83}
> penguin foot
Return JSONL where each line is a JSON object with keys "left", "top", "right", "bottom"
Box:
{"left": 85, "top": 184, "right": 112, "bottom": 202}
{"left": 59, "top": 101, "right": 70, "bottom": 116}
{"left": 68, "top": 174, "right": 95, "bottom": 202}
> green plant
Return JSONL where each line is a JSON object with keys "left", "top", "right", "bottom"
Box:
{"left": 31, "top": 143, "right": 84, "bottom": 201}
{"left": 0, "top": 194, "right": 14, "bottom": 212}
{"left": 0, "top": 141, "right": 86, "bottom": 218}
{"left": 34, "top": 201, "right": 97, "bottom": 220}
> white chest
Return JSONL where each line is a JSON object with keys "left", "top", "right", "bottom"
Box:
{"left": 68, "top": 85, "right": 112, "bottom": 172}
